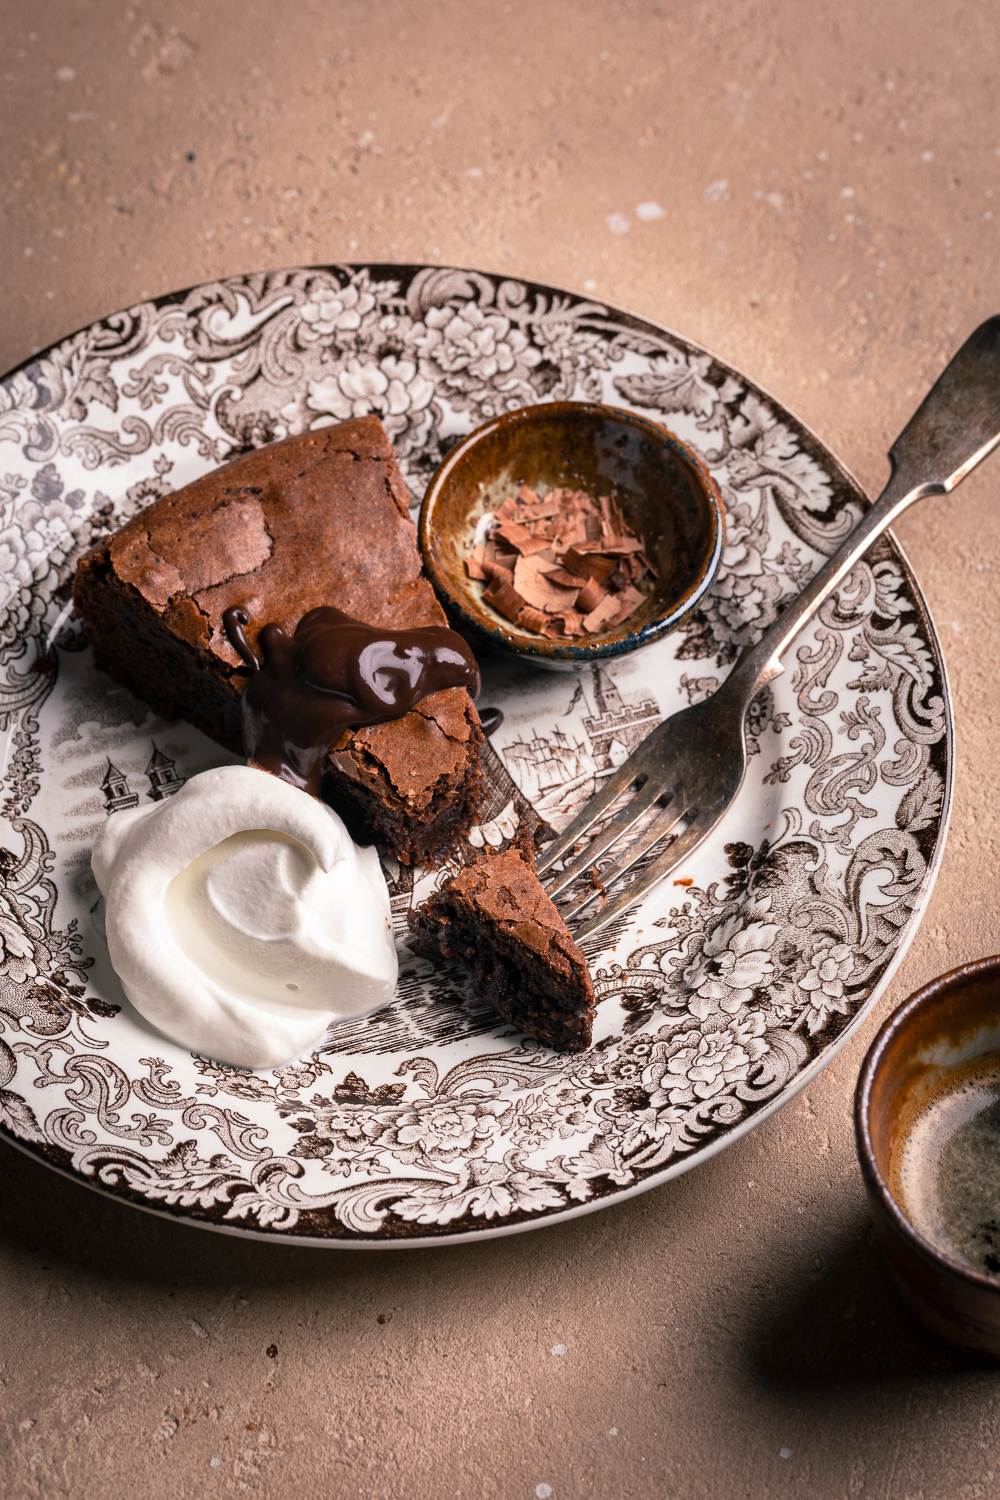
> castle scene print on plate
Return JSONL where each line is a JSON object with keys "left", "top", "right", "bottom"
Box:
{"left": 0, "top": 264, "right": 950, "bottom": 1242}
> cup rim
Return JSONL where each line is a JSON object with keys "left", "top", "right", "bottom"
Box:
{"left": 854, "top": 953, "right": 1000, "bottom": 1296}
{"left": 418, "top": 400, "right": 726, "bottom": 662}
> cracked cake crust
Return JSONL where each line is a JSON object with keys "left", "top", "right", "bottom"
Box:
{"left": 73, "top": 415, "right": 484, "bottom": 864}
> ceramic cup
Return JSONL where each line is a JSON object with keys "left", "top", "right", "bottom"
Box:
{"left": 855, "top": 955, "right": 1000, "bottom": 1357}
{"left": 419, "top": 401, "right": 725, "bottom": 667}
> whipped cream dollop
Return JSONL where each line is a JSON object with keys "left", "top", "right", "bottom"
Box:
{"left": 92, "top": 765, "right": 398, "bottom": 1069}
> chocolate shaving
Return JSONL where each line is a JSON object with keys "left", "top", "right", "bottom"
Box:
{"left": 543, "top": 566, "right": 584, "bottom": 589}
{"left": 606, "top": 584, "right": 645, "bottom": 629}
{"left": 466, "top": 484, "right": 655, "bottom": 640}
{"left": 518, "top": 604, "right": 550, "bottom": 633}
{"left": 482, "top": 557, "right": 515, "bottom": 589}
{"left": 465, "top": 549, "right": 490, "bottom": 582}
{"left": 582, "top": 594, "right": 622, "bottom": 634}
{"left": 483, "top": 576, "right": 526, "bottom": 623}
{"left": 576, "top": 575, "right": 606, "bottom": 615}
{"left": 495, "top": 518, "right": 549, "bottom": 555}
{"left": 564, "top": 548, "right": 616, "bottom": 584}
{"left": 512, "top": 554, "right": 580, "bottom": 613}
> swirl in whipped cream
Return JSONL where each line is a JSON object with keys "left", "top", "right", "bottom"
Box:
{"left": 92, "top": 765, "right": 398, "bottom": 1069}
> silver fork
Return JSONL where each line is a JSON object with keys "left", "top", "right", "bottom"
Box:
{"left": 539, "top": 316, "right": 1000, "bottom": 939}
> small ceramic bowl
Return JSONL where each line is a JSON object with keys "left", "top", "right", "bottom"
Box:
{"left": 418, "top": 401, "right": 725, "bottom": 666}
{"left": 855, "top": 955, "right": 1000, "bottom": 1357}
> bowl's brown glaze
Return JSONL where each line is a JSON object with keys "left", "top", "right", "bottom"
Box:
{"left": 855, "top": 955, "right": 1000, "bottom": 1357}
{"left": 418, "top": 401, "right": 725, "bottom": 666}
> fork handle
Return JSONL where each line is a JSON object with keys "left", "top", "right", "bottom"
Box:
{"left": 721, "top": 316, "right": 1000, "bottom": 708}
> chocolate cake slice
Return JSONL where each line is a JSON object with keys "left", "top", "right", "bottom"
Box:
{"left": 408, "top": 842, "right": 595, "bottom": 1050}
{"left": 73, "top": 416, "right": 484, "bottom": 865}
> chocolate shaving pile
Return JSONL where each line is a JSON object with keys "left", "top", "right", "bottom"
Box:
{"left": 466, "top": 485, "right": 655, "bottom": 638}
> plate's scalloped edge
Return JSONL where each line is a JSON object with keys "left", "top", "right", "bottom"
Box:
{"left": 0, "top": 264, "right": 955, "bottom": 1247}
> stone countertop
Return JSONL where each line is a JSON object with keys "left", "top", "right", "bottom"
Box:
{"left": 2, "top": 2, "right": 999, "bottom": 1496}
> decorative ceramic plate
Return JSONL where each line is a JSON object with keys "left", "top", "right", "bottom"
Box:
{"left": 0, "top": 265, "right": 951, "bottom": 1246}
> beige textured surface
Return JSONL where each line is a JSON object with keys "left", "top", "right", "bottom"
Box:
{"left": 2, "top": 3, "right": 1000, "bottom": 1497}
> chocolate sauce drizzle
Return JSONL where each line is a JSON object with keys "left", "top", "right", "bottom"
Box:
{"left": 222, "top": 604, "right": 481, "bottom": 796}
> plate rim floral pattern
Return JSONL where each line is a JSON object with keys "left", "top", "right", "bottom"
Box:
{"left": 0, "top": 262, "right": 953, "bottom": 1248}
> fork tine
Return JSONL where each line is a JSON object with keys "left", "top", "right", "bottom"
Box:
{"left": 544, "top": 780, "right": 677, "bottom": 898}
{"left": 536, "top": 760, "right": 655, "bottom": 875}
{"left": 557, "top": 799, "right": 692, "bottom": 919}
{"left": 573, "top": 809, "right": 726, "bottom": 940}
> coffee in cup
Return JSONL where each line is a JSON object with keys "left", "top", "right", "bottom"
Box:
{"left": 889, "top": 1052, "right": 1000, "bottom": 1278}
